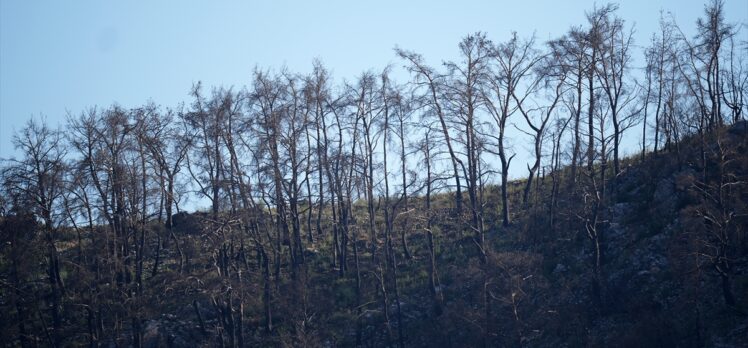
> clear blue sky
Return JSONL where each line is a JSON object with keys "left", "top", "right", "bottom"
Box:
{"left": 1, "top": 0, "right": 747, "bottom": 161}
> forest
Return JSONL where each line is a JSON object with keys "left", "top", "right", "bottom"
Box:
{"left": 1, "top": 1, "right": 747, "bottom": 347}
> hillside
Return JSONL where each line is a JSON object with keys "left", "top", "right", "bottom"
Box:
{"left": 2, "top": 122, "right": 746, "bottom": 347}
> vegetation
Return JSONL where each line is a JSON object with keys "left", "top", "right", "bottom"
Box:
{"left": 1, "top": 1, "right": 746, "bottom": 347}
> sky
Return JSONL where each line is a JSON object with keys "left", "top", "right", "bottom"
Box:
{"left": 1, "top": 0, "right": 747, "bottom": 166}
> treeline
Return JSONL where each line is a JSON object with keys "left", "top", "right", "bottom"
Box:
{"left": 1, "top": 1, "right": 745, "bottom": 346}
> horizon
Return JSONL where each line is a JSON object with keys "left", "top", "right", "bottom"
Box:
{"left": 1, "top": 0, "right": 747, "bottom": 210}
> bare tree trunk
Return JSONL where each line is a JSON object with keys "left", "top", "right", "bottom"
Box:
{"left": 587, "top": 47, "right": 596, "bottom": 171}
